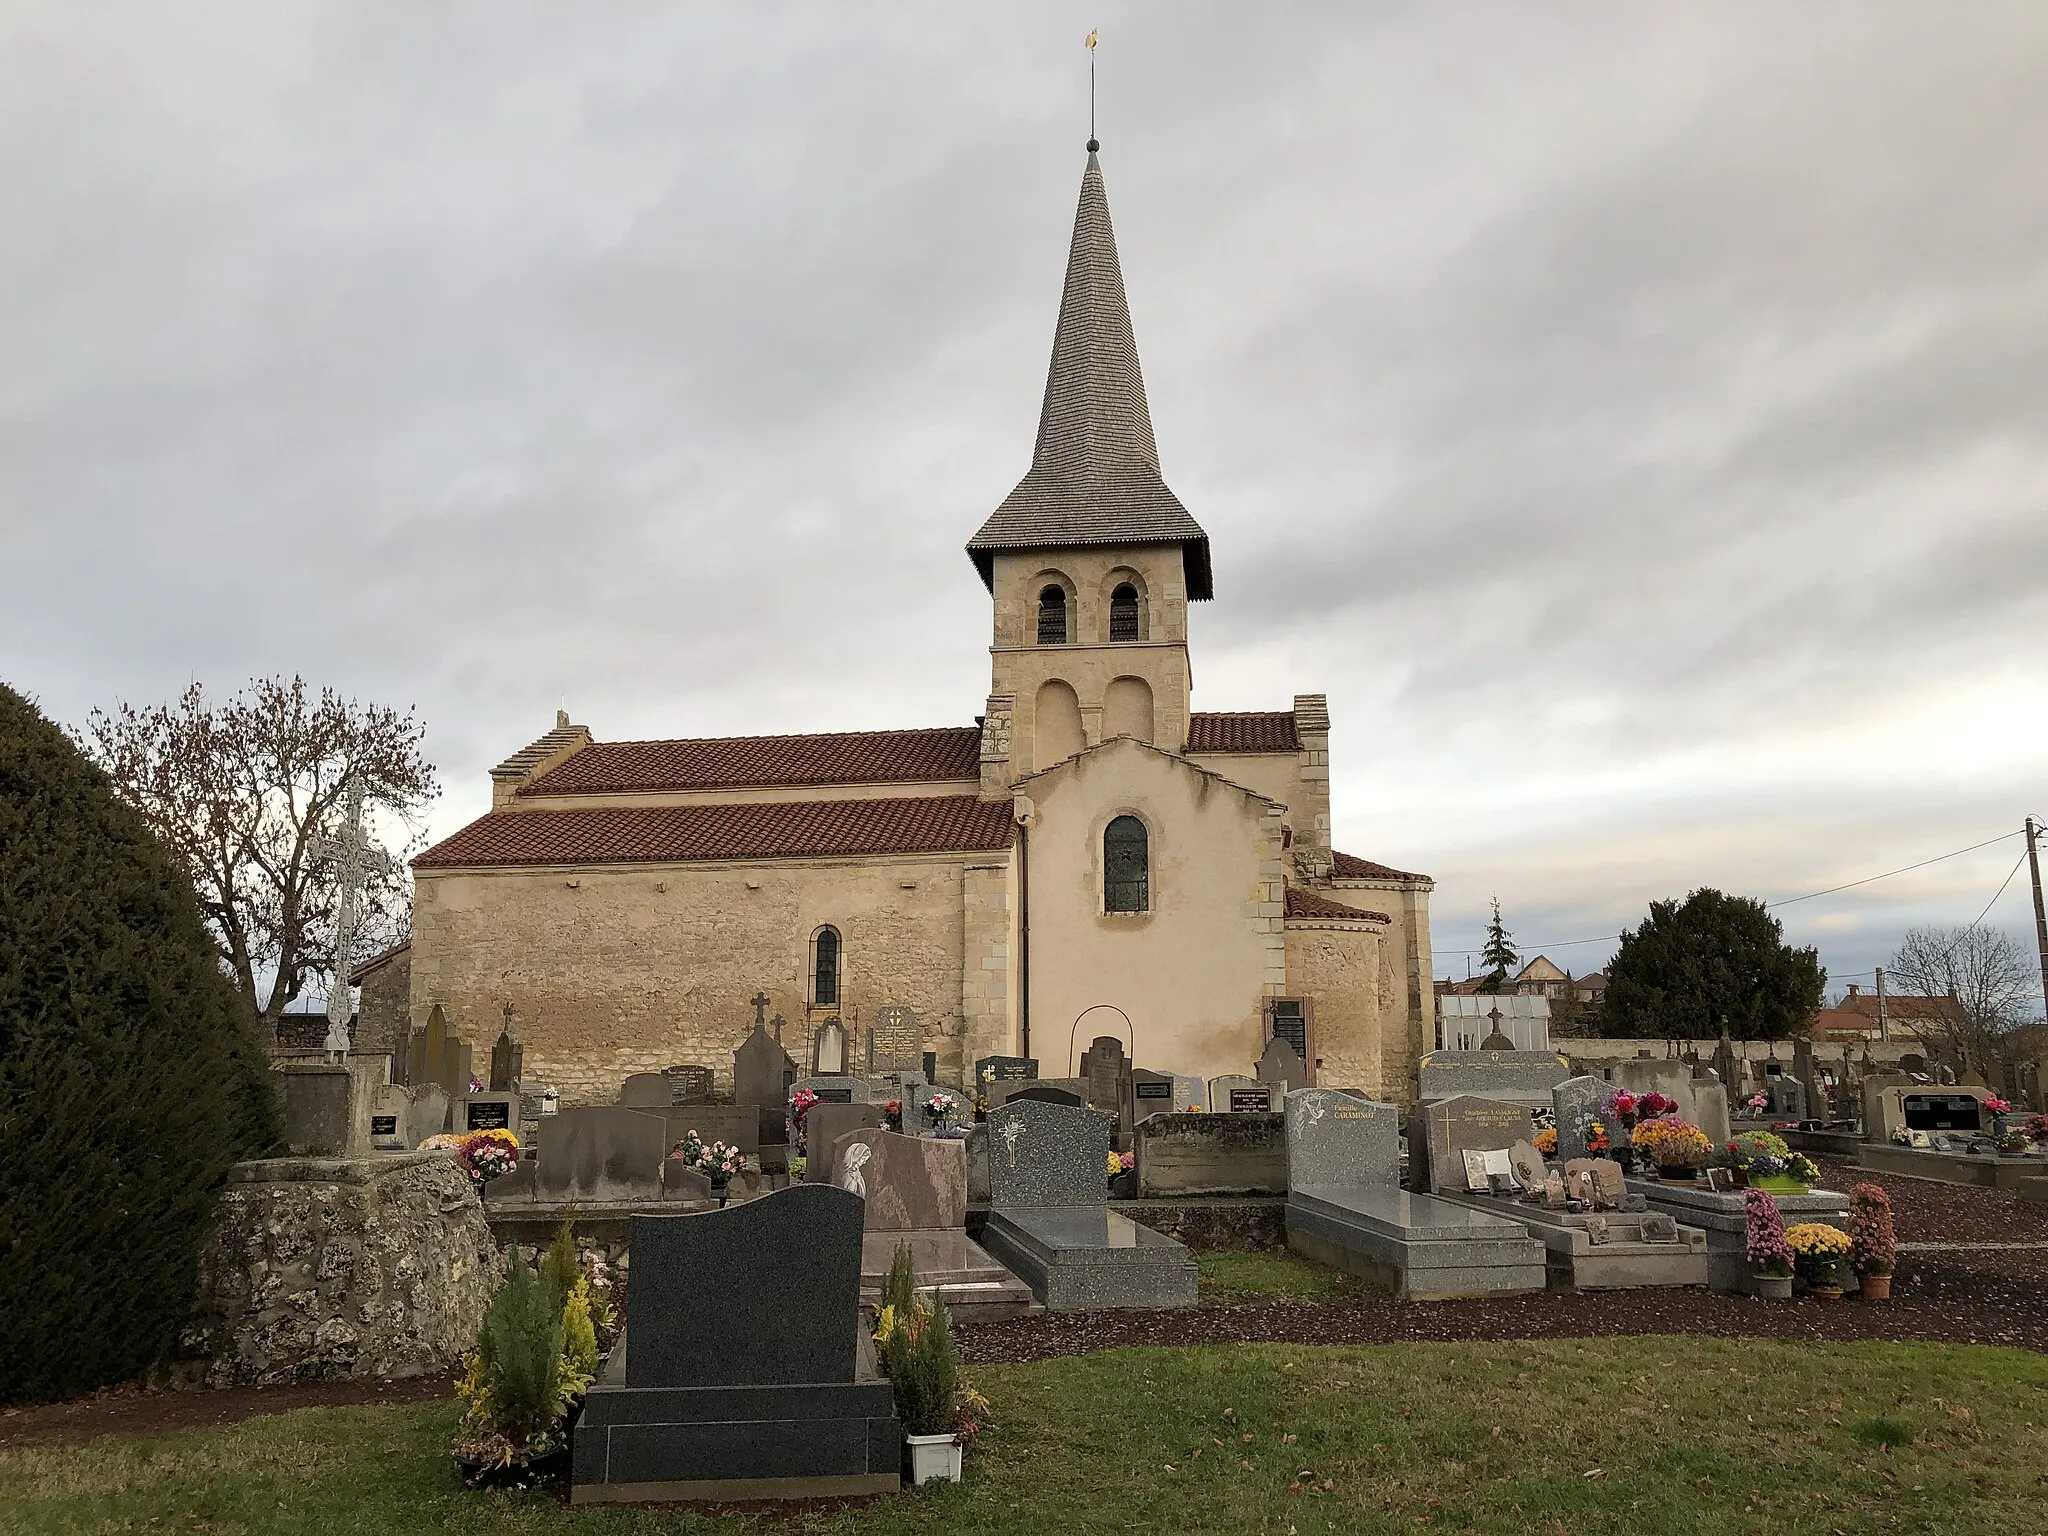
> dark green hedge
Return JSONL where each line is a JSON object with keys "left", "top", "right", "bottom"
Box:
{"left": 0, "top": 684, "right": 279, "bottom": 1404}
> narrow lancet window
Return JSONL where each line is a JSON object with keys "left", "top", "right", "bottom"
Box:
{"left": 1037, "top": 586, "right": 1069, "bottom": 645}
{"left": 1104, "top": 815, "right": 1149, "bottom": 913}
{"left": 1109, "top": 584, "right": 1140, "bottom": 642}
{"left": 814, "top": 926, "right": 840, "bottom": 1006}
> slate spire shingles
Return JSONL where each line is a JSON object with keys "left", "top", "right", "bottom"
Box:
{"left": 968, "top": 148, "right": 1213, "bottom": 598}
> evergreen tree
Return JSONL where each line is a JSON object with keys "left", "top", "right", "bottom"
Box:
{"left": 1477, "top": 897, "right": 1519, "bottom": 992}
{"left": 0, "top": 685, "right": 280, "bottom": 1403}
{"left": 1600, "top": 887, "right": 1825, "bottom": 1040}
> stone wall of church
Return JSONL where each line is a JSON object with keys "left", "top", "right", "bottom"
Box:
{"left": 1284, "top": 922, "right": 1390, "bottom": 1098}
{"left": 1326, "top": 880, "right": 1435, "bottom": 1107}
{"left": 959, "top": 859, "right": 1015, "bottom": 1079}
{"left": 410, "top": 851, "right": 989, "bottom": 1104}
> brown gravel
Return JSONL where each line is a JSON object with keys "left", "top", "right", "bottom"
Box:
{"left": 1812, "top": 1155, "right": 2048, "bottom": 1244}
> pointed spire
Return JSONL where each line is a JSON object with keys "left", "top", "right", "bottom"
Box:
{"left": 968, "top": 147, "right": 1212, "bottom": 598}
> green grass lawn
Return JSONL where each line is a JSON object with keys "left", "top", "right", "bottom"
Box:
{"left": 1196, "top": 1248, "right": 1362, "bottom": 1301}
{"left": 5, "top": 1338, "right": 2043, "bottom": 1535}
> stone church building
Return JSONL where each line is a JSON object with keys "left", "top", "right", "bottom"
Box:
{"left": 410, "top": 146, "right": 1436, "bottom": 1105}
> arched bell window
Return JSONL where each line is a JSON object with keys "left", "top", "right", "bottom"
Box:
{"left": 813, "top": 926, "right": 841, "bottom": 1006}
{"left": 1036, "top": 585, "right": 1069, "bottom": 645}
{"left": 1103, "top": 815, "right": 1149, "bottom": 913}
{"left": 1109, "top": 583, "right": 1140, "bottom": 642}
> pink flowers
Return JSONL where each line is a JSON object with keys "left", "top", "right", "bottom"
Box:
{"left": 456, "top": 1129, "right": 519, "bottom": 1187}
{"left": 1745, "top": 1188, "right": 1793, "bottom": 1278}
{"left": 1984, "top": 1096, "right": 2013, "bottom": 1116}
{"left": 788, "top": 1087, "right": 819, "bottom": 1130}
{"left": 1637, "top": 1091, "right": 1678, "bottom": 1118}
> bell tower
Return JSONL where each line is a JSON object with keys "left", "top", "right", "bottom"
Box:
{"left": 967, "top": 142, "right": 1211, "bottom": 790}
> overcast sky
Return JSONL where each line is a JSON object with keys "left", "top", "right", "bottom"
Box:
{"left": 6, "top": 3, "right": 2046, "bottom": 1007}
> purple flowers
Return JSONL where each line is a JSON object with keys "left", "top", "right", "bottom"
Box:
{"left": 1745, "top": 1188, "right": 1793, "bottom": 1277}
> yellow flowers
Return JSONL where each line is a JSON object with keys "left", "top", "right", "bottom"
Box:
{"left": 1107, "top": 1150, "right": 1124, "bottom": 1177}
{"left": 1784, "top": 1222, "right": 1851, "bottom": 1257}
{"left": 874, "top": 1303, "right": 898, "bottom": 1345}
{"left": 1632, "top": 1117, "right": 1712, "bottom": 1167}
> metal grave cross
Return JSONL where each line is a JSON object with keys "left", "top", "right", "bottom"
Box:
{"left": 313, "top": 774, "right": 397, "bottom": 1057}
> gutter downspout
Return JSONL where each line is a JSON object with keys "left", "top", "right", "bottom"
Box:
{"left": 1017, "top": 818, "right": 1031, "bottom": 1061}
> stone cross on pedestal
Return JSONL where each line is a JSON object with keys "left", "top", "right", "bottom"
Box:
{"left": 312, "top": 774, "right": 395, "bottom": 1058}
{"left": 752, "top": 992, "right": 771, "bottom": 1031}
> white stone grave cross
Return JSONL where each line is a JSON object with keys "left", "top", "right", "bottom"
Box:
{"left": 313, "top": 774, "right": 397, "bottom": 1057}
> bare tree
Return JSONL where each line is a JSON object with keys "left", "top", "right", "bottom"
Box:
{"left": 83, "top": 677, "right": 437, "bottom": 1032}
{"left": 1886, "top": 925, "right": 2036, "bottom": 1075}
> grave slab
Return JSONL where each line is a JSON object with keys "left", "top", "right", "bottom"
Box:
{"left": 1625, "top": 1178, "right": 1850, "bottom": 1292}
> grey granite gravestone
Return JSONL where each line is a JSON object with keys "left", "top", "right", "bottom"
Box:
{"left": 570, "top": 1187, "right": 902, "bottom": 1503}
{"left": 1256, "top": 1035, "right": 1306, "bottom": 1096}
{"left": 1210, "top": 1074, "right": 1272, "bottom": 1113}
{"left": 1128, "top": 1068, "right": 1176, "bottom": 1124}
{"left": 1172, "top": 1075, "right": 1208, "bottom": 1112}
{"left": 1282, "top": 1089, "right": 1545, "bottom": 1301}
{"left": 532, "top": 1107, "right": 668, "bottom": 1203}
{"left": 801, "top": 1103, "right": 887, "bottom": 1179}
{"left": 977, "top": 1098, "right": 1196, "bottom": 1311}
{"left": 1412, "top": 1096, "right": 1536, "bottom": 1194}
{"left": 794, "top": 1075, "right": 871, "bottom": 1106}
{"left": 660, "top": 1104, "right": 761, "bottom": 1160}
{"left": 867, "top": 1005, "right": 922, "bottom": 1074}
{"left": 829, "top": 1130, "right": 1033, "bottom": 1320}
{"left": 1552, "top": 1076, "right": 1610, "bottom": 1163}
{"left": 620, "top": 1073, "right": 671, "bottom": 1109}
{"left": 404, "top": 1083, "right": 449, "bottom": 1145}
{"left": 1082, "top": 1036, "right": 1128, "bottom": 1116}
{"left": 1415, "top": 1050, "right": 1573, "bottom": 1109}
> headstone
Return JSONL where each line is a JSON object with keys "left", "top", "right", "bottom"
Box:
{"left": 1768, "top": 1074, "right": 1808, "bottom": 1121}
{"left": 1411, "top": 1095, "right": 1536, "bottom": 1194}
{"left": 802, "top": 1103, "right": 887, "bottom": 1179}
{"left": 369, "top": 1110, "right": 405, "bottom": 1150}
{"left": 1712, "top": 1035, "right": 1738, "bottom": 1101}
{"left": 407, "top": 1004, "right": 472, "bottom": 1101}
{"left": 975, "top": 1055, "right": 1038, "bottom": 1086}
{"left": 278, "top": 1067, "right": 351, "bottom": 1156}
{"left": 1552, "top": 1076, "right": 1610, "bottom": 1163}
{"left": 1007, "top": 1083, "right": 1083, "bottom": 1108}
{"left": 1904, "top": 1093, "right": 1984, "bottom": 1132}
{"left": 984, "top": 1099, "right": 1111, "bottom": 1208}
{"left": 830, "top": 1130, "right": 967, "bottom": 1230}
{"left": 662, "top": 1064, "right": 715, "bottom": 1104}
{"left": 533, "top": 1107, "right": 667, "bottom": 1203}
{"left": 1135, "top": 1111, "right": 1286, "bottom": 1196}
{"left": 659, "top": 1104, "right": 761, "bottom": 1160}
{"left": 793, "top": 1075, "right": 871, "bottom": 1106}
{"left": 571, "top": 1188, "right": 901, "bottom": 1501}
{"left": 1171, "top": 1075, "right": 1208, "bottom": 1113}
{"left": 1257, "top": 1035, "right": 1307, "bottom": 1096}
{"left": 867, "top": 1004, "right": 922, "bottom": 1074}
{"left": 1082, "top": 1036, "right": 1129, "bottom": 1115}
{"left": 1284, "top": 1089, "right": 1399, "bottom": 1188}
{"left": 619, "top": 1073, "right": 671, "bottom": 1110}
{"left": 460, "top": 1093, "right": 517, "bottom": 1133}
{"left": 1128, "top": 1068, "right": 1175, "bottom": 1123}
{"left": 488, "top": 1028, "right": 523, "bottom": 1093}
{"left": 811, "top": 1017, "right": 848, "bottom": 1076}
{"left": 1210, "top": 1074, "right": 1272, "bottom": 1113}
{"left": 1415, "top": 1050, "right": 1572, "bottom": 1107}
{"left": 732, "top": 1023, "right": 797, "bottom": 1111}
{"left": 405, "top": 1083, "right": 449, "bottom": 1145}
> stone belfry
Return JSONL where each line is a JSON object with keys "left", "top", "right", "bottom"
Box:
{"left": 969, "top": 142, "right": 1212, "bottom": 793}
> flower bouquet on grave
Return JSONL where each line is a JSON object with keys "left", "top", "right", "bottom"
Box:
{"left": 1848, "top": 1182, "right": 1896, "bottom": 1300}
{"left": 1637, "top": 1091, "right": 1678, "bottom": 1119}
{"left": 1985, "top": 1096, "right": 2013, "bottom": 1137}
{"left": 1743, "top": 1092, "right": 1770, "bottom": 1119}
{"left": 1744, "top": 1189, "right": 1794, "bottom": 1299}
{"left": 1534, "top": 1127, "right": 1559, "bottom": 1157}
{"left": 1602, "top": 1092, "right": 1641, "bottom": 1172}
{"left": 789, "top": 1087, "right": 819, "bottom": 1136}
{"left": 1731, "top": 1131, "right": 1811, "bottom": 1193}
{"left": 418, "top": 1133, "right": 466, "bottom": 1152}
{"left": 924, "top": 1091, "right": 962, "bottom": 1129}
{"left": 456, "top": 1128, "right": 520, "bottom": 1192}
{"left": 1997, "top": 1129, "right": 2029, "bottom": 1154}
{"left": 2025, "top": 1114, "right": 2048, "bottom": 1148}
{"left": 1785, "top": 1222, "right": 1852, "bottom": 1296}
{"left": 884, "top": 1098, "right": 904, "bottom": 1134}
{"left": 1583, "top": 1119, "right": 1610, "bottom": 1155}
{"left": 1632, "top": 1116, "right": 1711, "bottom": 1180}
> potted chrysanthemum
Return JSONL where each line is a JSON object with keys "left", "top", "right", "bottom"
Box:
{"left": 1848, "top": 1182, "right": 1896, "bottom": 1301}
{"left": 1785, "top": 1222, "right": 1853, "bottom": 1298}
{"left": 1632, "top": 1116, "right": 1711, "bottom": 1182}
{"left": 1744, "top": 1189, "right": 1794, "bottom": 1300}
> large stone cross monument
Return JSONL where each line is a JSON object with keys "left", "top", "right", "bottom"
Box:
{"left": 313, "top": 774, "right": 396, "bottom": 1057}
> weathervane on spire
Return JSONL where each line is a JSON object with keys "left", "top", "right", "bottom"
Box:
{"left": 1085, "top": 27, "right": 1099, "bottom": 151}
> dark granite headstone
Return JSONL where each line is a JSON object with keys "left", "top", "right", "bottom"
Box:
{"left": 489, "top": 1028, "right": 523, "bottom": 1093}
{"left": 830, "top": 1130, "right": 967, "bottom": 1231}
{"left": 733, "top": 1023, "right": 797, "bottom": 1111}
{"left": 462, "top": 1094, "right": 515, "bottom": 1133}
{"left": 1008, "top": 1083, "right": 1083, "bottom": 1108}
{"left": 1416, "top": 1049, "right": 1572, "bottom": 1106}
{"left": 975, "top": 1055, "right": 1038, "bottom": 1085}
{"left": 1129, "top": 1068, "right": 1174, "bottom": 1124}
{"left": 1552, "top": 1076, "right": 1609, "bottom": 1163}
{"left": 662, "top": 1064, "right": 715, "bottom": 1104}
{"left": 986, "top": 1099, "right": 1110, "bottom": 1209}
{"left": 1904, "top": 1093, "right": 1983, "bottom": 1131}
{"left": 867, "top": 1005, "right": 922, "bottom": 1074}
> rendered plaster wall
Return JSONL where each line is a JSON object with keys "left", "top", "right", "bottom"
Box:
{"left": 411, "top": 851, "right": 988, "bottom": 1104}
{"left": 1283, "top": 921, "right": 1391, "bottom": 1097}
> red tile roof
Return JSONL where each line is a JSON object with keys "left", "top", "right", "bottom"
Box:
{"left": 1284, "top": 886, "right": 1391, "bottom": 923}
{"left": 1184, "top": 712, "right": 1300, "bottom": 753}
{"left": 415, "top": 795, "right": 1015, "bottom": 869}
{"left": 1331, "top": 850, "right": 1429, "bottom": 882}
{"left": 521, "top": 727, "right": 983, "bottom": 796}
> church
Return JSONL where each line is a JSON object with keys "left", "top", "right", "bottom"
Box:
{"left": 409, "top": 144, "right": 1437, "bottom": 1105}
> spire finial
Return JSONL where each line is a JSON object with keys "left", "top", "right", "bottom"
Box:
{"left": 1085, "top": 28, "right": 1099, "bottom": 148}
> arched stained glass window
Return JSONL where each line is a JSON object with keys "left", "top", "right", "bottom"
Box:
{"left": 1037, "top": 586, "right": 1068, "bottom": 645}
{"left": 814, "top": 927, "right": 840, "bottom": 1006}
{"left": 1109, "top": 583, "right": 1140, "bottom": 642}
{"left": 1104, "top": 815, "right": 1149, "bottom": 913}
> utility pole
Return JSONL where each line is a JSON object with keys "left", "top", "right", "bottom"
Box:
{"left": 1875, "top": 966, "right": 1888, "bottom": 1043}
{"left": 2027, "top": 816, "right": 2048, "bottom": 1026}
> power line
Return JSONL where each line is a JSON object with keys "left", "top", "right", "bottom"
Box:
{"left": 1436, "top": 827, "right": 2025, "bottom": 957}
{"left": 1968, "top": 850, "right": 2028, "bottom": 931}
